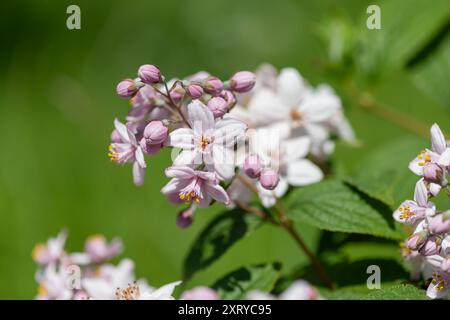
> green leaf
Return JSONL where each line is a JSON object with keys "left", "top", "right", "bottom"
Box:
{"left": 285, "top": 179, "right": 402, "bottom": 239}
{"left": 183, "top": 209, "right": 263, "bottom": 280}
{"left": 364, "top": 284, "right": 428, "bottom": 300}
{"left": 356, "top": 0, "right": 449, "bottom": 77}
{"left": 411, "top": 34, "right": 450, "bottom": 110}
{"left": 344, "top": 137, "right": 425, "bottom": 208}
{"left": 212, "top": 263, "right": 281, "bottom": 299}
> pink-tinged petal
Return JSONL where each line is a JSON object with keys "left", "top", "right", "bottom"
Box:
{"left": 205, "top": 183, "right": 230, "bottom": 205}
{"left": 132, "top": 162, "right": 145, "bottom": 186}
{"left": 214, "top": 117, "right": 247, "bottom": 147}
{"left": 211, "top": 145, "right": 236, "bottom": 180}
{"left": 135, "top": 147, "right": 146, "bottom": 168}
{"left": 227, "top": 178, "right": 253, "bottom": 205}
{"left": 173, "top": 150, "right": 202, "bottom": 167}
{"left": 286, "top": 159, "right": 323, "bottom": 186}
{"left": 409, "top": 156, "right": 425, "bottom": 176}
{"left": 166, "top": 191, "right": 187, "bottom": 205}
{"left": 247, "top": 88, "right": 290, "bottom": 125}
{"left": 161, "top": 178, "right": 190, "bottom": 195}
{"left": 438, "top": 148, "right": 450, "bottom": 167}
{"left": 114, "top": 118, "right": 136, "bottom": 145}
{"left": 165, "top": 166, "right": 195, "bottom": 179}
{"left": 187, "top": 100, "right": 215, "bottom": 134}
{"left": 276, "top": 68, "right": 309, "bottom": 106}
{"left": 197, "top": 194, "right": 212, "bottom": 208}
{"left": 431, "top": 123, "right": 447, "bottom": 154}
{"left": 168, "top": 128, "right": 195, "bottom": 149}
{"left": 283, "top": 136, "right": 311, "bottom": 163}
{"left": 257, "top": 183, "right": 277, "bottom": 208}
{"left": 393, "top": 200, "right": 420, "bottom": 224}
{"left": 414, "top": 179, "right": 428, "bottom": 207}
{"left": 426, "top": 277, "right": 450, "bottom": 299}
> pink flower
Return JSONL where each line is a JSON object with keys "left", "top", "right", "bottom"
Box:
{"left": 84, "top": 235, "right": 123, "bottom": 264}
{"left": 207, "top": 97, "right": 228, "bottom": 118}
{"left": 259, "top": 169, "right": 280, "bottom": 190}
{"left": 176, "top": 206, "right": 196, "bottom": 229}
{"left": 169, "top": 100, "right": 247, "bottom": 180}
{"left": 428, "top": 211, "right": 450, "bottom": 235}
{"left": 138, "top": 64, "right": 161, "bottom": 84}
{"left": 161, "top": 166, "right": 230, "bottom": 207}
{"left": 204, "top": 76, "right": 223, "bottom": 96}
{"left": 180, "top": 286, "right": 219, "bottom": 300}
{"left": 108, "top": 119, "right": 147, "bottom": 186}
{"left": 427, "top": 270, "right": 450, "bottom": 299}
{"left": 243, "top": 154, "right": 262, "bottom": 179}
{"left": 32, "top": 231, "right": 67, "bottom": 265}
{"left": 393, "top": 180, "right": 435, "bottom": 225}
{"left": 186, "top": 84, "right": 203, "bottom": 99}
{"left": 116, "top": 79, "right": 139, "bottom": 98}
{"left": 140, "top": 120, "right": 168, "bottom": 155}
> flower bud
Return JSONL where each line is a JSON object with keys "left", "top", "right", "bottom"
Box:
{"left": 406, "top": 231, "right": 428, "bottom": 251}
{"left": 139, "top": 138, "right": 162, "bottom": 155}
{"left": 423, "top": 163, "right": 444, "bottom": 184}
{"left": 230, "top": 71, "right": 256, "bottom": 93}
{"left": 429, "top": 212, "right": 450, "bottom": 235}
{"left": 138, "top": 64, "right": 161, "bottom": 84}
{"left": 221, "top": 90, "right": 236, "bottom": 107}
{"left": 260, "top": 169, "right": 280, "bottom": 190}
{"left": 441, "top": 258, "right": 450, "bottom": 273}
{"left": 116, "top": 79, "right": 138, "bottom": 98}
{"left": 176, "top": 209, "right": 194, "bottom": 229}
{"left": 169, "top": 83, "right": 185, "bottom": 103}
{"left": 207, "top": 97, "right": 228, "bottom": 118}
{"left": 186, "top": 84, "right": 203, "bottom": 99}
{"left": 143, "top": 120, "right": 168, "bottom": 145}
{"left": 204, "top": 76, "right": 223, "bottom": 96}
{"left": 243, "top": 154, "right": 262, "bottom": 179}
{"left": 419, "top": 236, "right": 441, "bottom": 256}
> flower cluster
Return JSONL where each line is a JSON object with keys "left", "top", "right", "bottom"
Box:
{"left": 109, "top": 64, "right": 353, "bottom": 225}
{"left": 247, "top": 280, "right": 322, "bottom": 300}
{"left": 393, "top": 123, "right": 450, "bottom": 299}
{"left": 32, "top": 231, "right": 182, "bottom": 300}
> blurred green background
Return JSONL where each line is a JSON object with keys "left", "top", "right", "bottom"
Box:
{"left": 0, "top": 0, "right": 448, "bottom": 298}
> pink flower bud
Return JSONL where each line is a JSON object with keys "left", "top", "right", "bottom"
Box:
{"left": 204, "top": 76, "right": 223, "bottom": 96}
{"left": 260, "top": 169, "right": 280, "bottom": 190}
{"left": 180, "top": 287, "right": 219, "bottom": 300}
{"left": 441, "top": 258, "right": 450, "bottom": 273}
{"left": 406, "top": 231, "right": 427, "bottom": 251}
{"left": 230, "top": 71, "right": 256, "bottom": 93}
{"left": 429, "top": 212, "right": 450, "bottom": 235}
{"left": 116, "top": 79, "right": 138, "bottom": 98}
{"left": 419, "top": 236, "right": 440, "bottom": 256}
{"left": 111, "top": 130, "right": 122, "bottom": 143}
{"left": 140, "top": 139, "right": 162, "bottom": 155}
{"left": 221, "top": 90, "right": 236, "bottom": 107}
{"left": 423, "top": 163, "right": 444, "bottom": 184}
{"left": 169, "top": 83, "right": 185, "bottom": 103}
{"left": 243, "top": 154, "right": 262, "bottom": 179}
{"left": 138, "top": 64, "right": 161, "bottom": 84}
{"left": 143, "top": 120, "right": 168, "bottom": 145}
{"left": 176, "top": 209, "right": 194, "bottom": 229}
{"left": 186, "top": 84, "right": 203, "bottom": 99}
{"left": 207, "top": 97, "right": 228, "bottom": 118}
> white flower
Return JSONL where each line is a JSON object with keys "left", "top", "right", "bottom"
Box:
{"left": 247, "top": 280, "right": 320, "bottom": 300}
{"left": 32, "top": 230, "right": 67, "bottom": 265}
{"left": 169, "top": 100, "right": 247, "bottom": 180}
{"left": 115, "top": 280, "right": 181, "bottom": 300}
{"left": 36, "top": 263, "right": 73, "bottom": 300}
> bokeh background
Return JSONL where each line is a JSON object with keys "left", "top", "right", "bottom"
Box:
{"left": 0, "top": 0, "right": 448, "bottom": 298}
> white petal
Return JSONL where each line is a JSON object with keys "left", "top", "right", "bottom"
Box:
{"left": 413, "top": 179, "right": 428, "bottom": 207}
{"left": 165, "top": 166, "right": 195, "bottom": 179}
{"left": 430, "top": 123, "right": 447, "bottom": 154}
{"left": 214, "top": 117, "right": 247, "bottom": 147}
{"left": 438, "top": 148, "right": 450, "bottom": 167}
{"left": 114, "top": 118, "right": 136, "bottom": 145}
{"left": 286, "top": 159, "right": 323, "bottom": 186}
{"left": 132, "top": 161, "right": 145, "bottom": 186}
{"left": 276, "top": 68, "right": 310, "bottom": 106}
{"left": 274, "top": 177, "right": 289, "bottom": 198}
{"left": 143, "top": 281, "right": 181, "bottom": 300}
{"left": 206, "top": 183, "right": 230, "bottom": 205}
{"left": 188, "top": 100, "right": 215, "bottom": 134}
{"left": 168, "top": 128, "right": 195, "bottom": 149}
{"left": 282, "top": 136, "right": 311, "bottom": 163}
{"left": 247, "top": 88, "right": 290, "bottom": 125}
{"left": 211, "top": 145, "right": 236, "bottom": 180}
{"left": 173, "top": 150, "right": 202, "bottom": 167}
{"left": 299, "top": 89, "right": 341, "bottom": 123}
{"left": 135, "top": 147, "right": 146, "bottom": 168}
{"left": 409, "top": 156, "right": 424, "bottom": 176}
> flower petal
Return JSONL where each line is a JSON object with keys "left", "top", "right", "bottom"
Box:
{"left": 187, "top": 100, "right": 215, "bottom": 135}
{"left": 430, "top": 123, "right": 447, "bottom": 154}
{"left": 286, "top": 159, "right": 323, "bottom": 186}
{"left": 114, "top": 118, "right": 136, "bottom": 145}
{"left": 206, "top": 183, "right": 230, "bottom": 205}
{"left": 168, "top": 128, "right": 195, "bottom": 149}
{"left": 214, "top": 116, "right": 247, "bottom": 147}
{"left": 414, "top": 179, "right": 428, "bottom": 207}
{"left": 247, "top": 88, "right": 290, "bottom": 125}
{"left": 132, "top": 161, "right": 145, "bottom": 186}
{"left": 276, "top": 68, "right": 309, "bottom": 106}
{"left": 165, "top": 166, "right": 195, "bottom": 179}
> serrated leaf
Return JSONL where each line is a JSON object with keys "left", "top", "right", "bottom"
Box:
{"left": 344, "top": 137, "right": 425, "bottom": 208}
{"left": 356, "top": 0, "right": 449, "bottom": 77}
{"left": 212, "top": 263, "right": 281, "bottom": 300}
{"left": 364, "top": 284, "right": 428, "bottom": 300}
{"left": 412, "top": 33, "right": 450, "bottom": 110}
{"left": 285, "top": 179, "right": 402, "bottom": 239}
{"left": 183, "top": 209, "right": 263, "bottom": 280}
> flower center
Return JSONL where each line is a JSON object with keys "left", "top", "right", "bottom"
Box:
{"left": 417, "top": 150, "right": 431, "bottom": 166}
{"left": 199, "top": 136, "right": 211, "bottom": 151}
{"left": 115, "top": 282, "right": 140, "bottom": 300}
{"left": 431, "top": 273, "right": 445, "bottom": 291}
{"left": 398, "top": 205, "right": 414, "bottom": 220}
{"left": 290, "top": 109, "right": 302, "bottom": 122}
{"left": 179, "top": 178, "right": 202, "bottom": 204}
